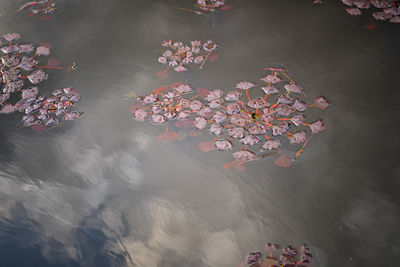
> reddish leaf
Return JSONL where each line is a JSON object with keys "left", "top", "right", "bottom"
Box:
{"left": 197, "top": 88, "right": 210, "bottom": 98}
{"left": 41, "top": 16, "right": 52, "bottom": 21}
{"left": 365, "top": 21, "right": 378, "bottom": 30}
{"left": 224, "top": 161, "right": 237, "bottom": 170}
{"left": 31, "top": 124, "right": 47, "bottom": 132}
{"left": 174, "top": 120, "right": 193, "bottom": 128}
{"left": 157, "top": 131, "right": 179, "bottom": 142}
{"left": 221, "top": 4, "right": 233, "bottom": 11}
{"left": 235, "top": 164, "right": 246, "bottom": 171}
{"left": 47, "top": 58, "right": 59, "bottom": 68}
{"left": 198, "top": 140, "right": 216, "bottom": 152}
{"left": 274, "top": 154, "right": 292, "bottom": 167}
{"left": 208, "top": 53, "right": 218, "bottom": 62}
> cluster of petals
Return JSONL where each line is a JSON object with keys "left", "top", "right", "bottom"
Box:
{"left": 0, "top": 33, "right": 82, "bottom": 128}
{"left": 341, "top": 0, "right": 400, "bottom": 23}
{"left": 158, "top": 40, "right": 218, "bottom": 73}
{"left": 130, "top": 69, "right": 328, "bottom": 166}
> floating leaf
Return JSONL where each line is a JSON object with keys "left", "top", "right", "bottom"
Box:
{"left": 224, "top": 161, "right": 237, "bottom": 170}
{"left": 209, "top": 53, "right": 218, "bottom": 62}
{"left": 220, "top": 4, "right": 233, "bottom": 11}
{"left": 274, "top": 154, "right": 292, "bottom": 167}
{"left": 198, "top": 140, "right": 216, "bottom": 152}
{"left": 157, "top": 131, "right": 179, "bottom": 142}
{"left": 47, "top": 58, "right": 59, "bottom": 68}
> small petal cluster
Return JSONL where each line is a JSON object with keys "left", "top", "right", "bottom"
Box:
{"left": 158, "top": 40, "right": 218, "bottom": 73}
{"left": 242, "top": 243, "right": 313, "bottom": 267}
{"left": 0, "top": 33, "right": 82, "bottom": 128}
{"left": 197, "top": 0, "right": 226, "bottom": 12}
{"left": 341, "top": 0, "right": 400, "bottom": 23}
{"left": 29, "top": 0, "right": 57, "bottom": 15}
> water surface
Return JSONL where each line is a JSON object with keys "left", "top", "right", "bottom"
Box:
{"left": 0, "top": 0, "right": 399, "bottom": 266}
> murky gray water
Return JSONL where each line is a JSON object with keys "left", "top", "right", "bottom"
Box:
{"left": 0, "top": 0, "right": 400, "bottom": 266}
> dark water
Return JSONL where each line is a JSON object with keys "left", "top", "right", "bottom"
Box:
{"left": 0, "top": 0, "right": 400, "bottom": 266}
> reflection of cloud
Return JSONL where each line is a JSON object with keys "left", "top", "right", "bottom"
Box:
{"left": 343, "top": 190, "right": 400, "bottom": 265}
{"left": 0, "top": 143, "right": 265, "bottom": 267}
{"left": 0, "top": 125, "right": 146, "bottom": 264}
{"left": 201, "top": 230, "right": 240, "bottom": 267}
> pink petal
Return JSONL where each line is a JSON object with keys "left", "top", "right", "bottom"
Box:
{"left": 274, "top": 154, "right": 292, "bottom": 167}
